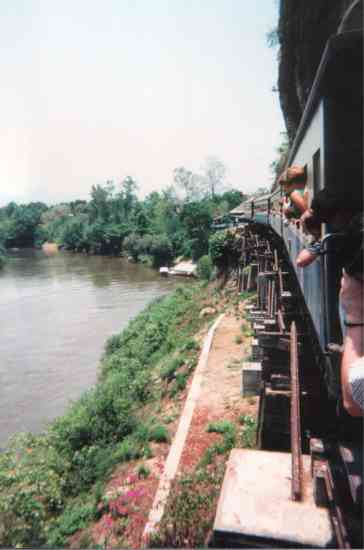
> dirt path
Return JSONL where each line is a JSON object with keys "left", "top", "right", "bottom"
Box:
{"left": 178, "top": 310, "right": 257, "bottom": 474}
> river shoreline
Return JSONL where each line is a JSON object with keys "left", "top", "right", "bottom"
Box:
{"left": 0, "top": 281, "right": 215, "bottom": 547}
{"left": 0, "top": 248, "right": 180, "bottom": 447}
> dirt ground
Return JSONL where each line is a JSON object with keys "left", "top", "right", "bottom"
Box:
{"left": 179, "top": 309, "right": 258, "bottom": 474}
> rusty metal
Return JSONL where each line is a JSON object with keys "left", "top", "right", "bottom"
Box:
{"left": 278, "top": 268, "right": 284, "bottom": 298}
{"left": 323, "top": 464, "right": 350, "bottom": 549}
{"left": 271, "top": 280, "right": 277, "bottom": 317}
{"left": 290, "top": 321, "right": 302, "bottom": 501}
{"left": 267, "top": 280, "right": 272, "bottom": 315}
{"left": 277, "top": 309, "right": 286, "bottom": 333}
{"left": 247, "top": 265, "right": 252, "bottom": 290}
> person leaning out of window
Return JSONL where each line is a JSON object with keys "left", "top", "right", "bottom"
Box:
{"left": 278, "top": 165, "right": 308, "bottom": 220}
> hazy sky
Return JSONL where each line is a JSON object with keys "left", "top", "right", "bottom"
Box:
{"left": 1, "top": 0, "right": 285, "bottom": 206}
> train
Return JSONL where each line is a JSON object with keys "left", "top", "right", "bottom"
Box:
{"left": 214, "top": 8, "right": 362, "bottom": 549}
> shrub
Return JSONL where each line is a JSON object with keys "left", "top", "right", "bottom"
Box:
{"left": 239, "top": 415, "right": 257, "bottom": 448}
{"left": 198, "top": 421, "right": 237, "bottom": 468}
{"left": 148, "top": 425, "right": 169, "bottom": 443}
{"left": 196, "top": 255, "right": 213, "bottom": 281}
{"left": 160, "top": 356, "right": 184, "bottom": 381}
{"left": 175, "top": 372, "right": 188, "bottom": 392}
{"left": 207, "top": 420, "right": 235, "bottom": 434}
{"left": 46, "top": 500, "right": 97, "bottom": 547}
{"left": 123, "top": 233, "right": 144, "bottom": 261}
{"left": 180, "top": 338, "right": 199, "bottom": 352}
{"left": 104, "top": 333, "right": 121, "bottom": 356}
{"left": 137, "top": 464, "right": 150, "bottom": 479}
{"left": 149, "top": 235, "right": 174, "bottom": 267}
{"left": 114, "top": 437, "right": 144, "bottom": 462}
{"left": 209, "top": 230, "right": 240, "bottom": 270}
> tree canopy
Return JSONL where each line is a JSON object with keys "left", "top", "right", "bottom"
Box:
{"left": 0, "top": 158, "right": 249, "bottom": 267}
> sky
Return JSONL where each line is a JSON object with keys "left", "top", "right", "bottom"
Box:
{"left": 0, "top": 0, "right": 285, "bottom": 206}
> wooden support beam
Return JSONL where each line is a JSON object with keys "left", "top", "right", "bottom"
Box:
{"left": 290, "top": 322, "right": 302, "bottom": 502}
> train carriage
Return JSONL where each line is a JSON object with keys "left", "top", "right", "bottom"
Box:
{"left": 224, "top": 14, "right": 363, "bottom": 548}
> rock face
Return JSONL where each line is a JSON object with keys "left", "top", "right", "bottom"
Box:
{"left": 277, "top": 0, "right": 363, "bottom": 143}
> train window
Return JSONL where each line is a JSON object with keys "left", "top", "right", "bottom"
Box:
{"left": 313, "top": 149, "right": 321, "bottom": 195}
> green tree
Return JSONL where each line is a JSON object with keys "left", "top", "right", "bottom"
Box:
{"left": 180, "top": 201, "right": 212, "bottom": 260}
{"left": 149, "top": 235, "right": 174, "bottom": 267}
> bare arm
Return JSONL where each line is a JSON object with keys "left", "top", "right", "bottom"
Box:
{"left": 341, "top": 327, "right": 363, "bottom": 416}
{"left": 340, "top": 272, "right": 364, "bottom": 416}
{"left": 289, "top": 190, "right": 307, "bottom": 215}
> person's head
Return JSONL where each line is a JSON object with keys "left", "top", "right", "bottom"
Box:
{"left": 309, "top": 188, "right": 363, "bottom": 276}
{"left": 278, "top": 165, "right": 306, "bottom": 194}
{"left": 311, "top": 188, "right": 362, "bottom": 228}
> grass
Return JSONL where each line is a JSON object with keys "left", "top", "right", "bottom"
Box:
{"left": 239, "top": 414, "right": 257, "bottom": 448}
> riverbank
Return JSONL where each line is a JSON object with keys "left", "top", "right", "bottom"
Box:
{"left": 0, "top": 248, "right": 179, "bottom": 446}
{"left": 0, "top": 281, "right": 256, "bottom": 548}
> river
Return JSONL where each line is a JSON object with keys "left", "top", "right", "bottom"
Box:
{"left": 0, "top": 248, "right": 180, "bottom": 447}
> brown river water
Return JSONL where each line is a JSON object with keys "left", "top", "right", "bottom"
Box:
{"left": 0, "top": 248, "right": 180, "bottom": 448}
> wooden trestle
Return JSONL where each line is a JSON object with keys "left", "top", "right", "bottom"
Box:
{"left": 229, "top": 224, "right": 355, "bottom": 547}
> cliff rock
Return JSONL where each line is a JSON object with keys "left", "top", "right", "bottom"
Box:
{"left": 277, "top": 0, "right": 363, "bottom": 143}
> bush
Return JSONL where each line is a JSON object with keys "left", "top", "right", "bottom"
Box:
{"left": 148, "top": 425, "right": 170, "bottom": 443}
{"left": 114, "top": 437, "right": 145, "bottom": 462}
{"left": 207, "top": 420, "right": 235, "bottom": 434}
{"left": 160, "top": 356, "right": 184, "bottom": 381}
{"left": 180, "top": 338, "right": 200, "bottom": 352}
{"left": 124, "top": 233, "right": 144, "bottom": 261}
{"left": 46, "top": 500, "right": 97, "bottom": 547}
{"left": 209, "top": 230, "right": 240, "bottom": 269}
{"left": 149, "top": 235, "right": 174, "bottom": 268}
{"left": 196, "top": 255, "right": 213, "bottom": 281}
{"left": 239, "top": 415, "right": 257, "bottom": 448}
{"left": 137, "top": 464, "right": 150, "bottom": 479}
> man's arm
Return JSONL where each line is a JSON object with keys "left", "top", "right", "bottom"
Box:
{"left": 341, "top": 326, "right": 363, "bottom": 416}
{"left": 340, "top": 272, "right": 364, "bottom": 416}
{"left": 290, "top": 190, "right": 307, "bottom": 215}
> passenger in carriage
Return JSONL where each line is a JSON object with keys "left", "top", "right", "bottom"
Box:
{"left": 296, "top": 188, "right": 362, "bottom": 267}
{"left": 293, "top": 187, "right": 364, "bottom": 415}
{"left": 278, "top": 165, "right": 308, "bottom": 220}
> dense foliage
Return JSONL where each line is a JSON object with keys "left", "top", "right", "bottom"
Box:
{"left": 0, "top": 169, "right": 245, "bottom": 266}
{"left": 0, "top": 284, "right": 208, "bottom": 547}
{"left": 209, "top": 229, "right": 242, "bottom": 271}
